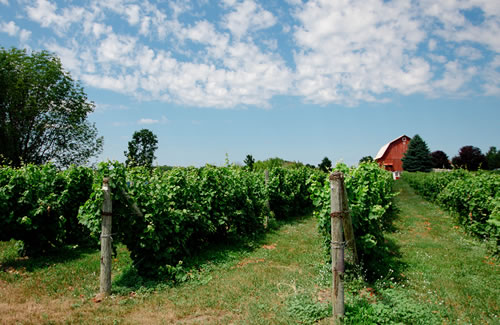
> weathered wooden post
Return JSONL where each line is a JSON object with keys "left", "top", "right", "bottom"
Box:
{"left": 341, "top": 181, "right": 358, "bottom": 265}
{"left": 330, "top": 172, "right": 345, "bottom": 324}
{"left": 264, "top": 170, "right": 270, "bottom": 228}
{"left": 100, "top": 177, "right": 112, "bottom": 297}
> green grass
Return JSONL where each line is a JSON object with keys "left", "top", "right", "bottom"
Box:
{"left": 1, "top": 182, "right": 498, "bottom": 324}
{"left": 388, "top": 179, "right": 499, "bottom": 324}
{"left": 0, "top": 216, "right": 334, "bottom": 324}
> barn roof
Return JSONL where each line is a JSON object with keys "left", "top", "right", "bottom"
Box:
{"left": 375, "top": 135, "right": 410, "bottom": 160}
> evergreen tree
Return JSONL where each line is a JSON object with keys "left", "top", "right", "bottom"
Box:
{"left": 401, "top": 134, "right": 433, "bottom": 172}
{"left": 486, "top": 146, "right": 500, "bottom": 170}
{"left": 244, "top": 154, "right": 255, "bottom": 170}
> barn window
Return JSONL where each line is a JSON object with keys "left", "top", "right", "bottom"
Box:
{"left": 402, "top": 137, "right": 407, "bottom": 143}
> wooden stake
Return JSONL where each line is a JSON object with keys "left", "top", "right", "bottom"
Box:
{"left": 330, "top": 172, "right": 344, "bottom": 324}
{"left": 341, "top": 181, "right": 358, "bottom": 265}
{"left": 265, "top": 170, "right": 271, "bottom": 209}
{"left": 100, "top": 177, "right": 112, "bottom": 296}
{"left": 264, "top": 170, "right": 270, "bottom": 228}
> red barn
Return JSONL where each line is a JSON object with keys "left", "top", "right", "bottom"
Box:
{"left": 375, "top": 135, "right": 411, "bottom": 175}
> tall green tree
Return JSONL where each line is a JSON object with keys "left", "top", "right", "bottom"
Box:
{"left": 244, "top": 154, "right": 255, "bottom": 170}
{"left": 452, "top": 146, "right": 487, "bottom": 171}
{"left": 124, "top": 129, "right": 158, "bottom": 168}
{"left": 318, "top": 156, "right": 332, "bottom": 173}
{"left": 486, "top": 146, "right": 500, "bottom": 170}
{"left": 0, "top": 47, "right": 102, "bottom": 167}
{"left": 430, "top": 150, "right": 451, "bottom": 169}
{"left": 401, "top": 134, "right": 433, "bottom": 172}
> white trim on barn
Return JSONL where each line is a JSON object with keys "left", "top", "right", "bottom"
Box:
{"left": 375, "top": 135, "right": 410, "bottom": 161}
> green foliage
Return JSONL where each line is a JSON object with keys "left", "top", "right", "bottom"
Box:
{"left": 430, "top": 150, "right": 451, "bottom": 169}
{"left": 451, "top": 145, "right": 487, "bottom": 171}
{"left": 402, "top": 134, "right": 433, "bottom": 172}
{"left": 403, "top": 171, "right": 499, "bottom": 250}
{"left": 359, "top": 156, "right": 373, "bottom": 164}
{"left": 286, "top": 293, "right": 331, "bottom": 324}
{"left": 124, "top": 129, "right": 158, "bottom": 168}
{"left": 253, "top": 157, "right": 286, "bottom": 171}
{"left": 0, "top": 164, "right": 94, "bottom": 254}
{"left": 243, "top": 154, "right": 255, "bottom": 170}
{"left": 318, "top": 156, "right": 332, "bottom": 173}
{"left": 267, "top": 167, "right": 320, "bottom": 219}
{"left": 0, "top": 47, "right": 102, "bottom": 167}
{"left": 78, "top": 162, "right": 316, "bottom": 277}
{"left": 345, "top": 286, "right": 441, "bottom": 325}
{"left": 486, "top": 146, "right": 500, "bottom": 170}
{"left": 308, "top": 162, "right": 396, "bottom": 269}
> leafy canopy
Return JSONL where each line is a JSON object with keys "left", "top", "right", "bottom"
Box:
{"left": 452, "top": 146, "right": 487, "bottom": 171}
{"left": 359, "top": 156, "right": 374, "bottom": 164}
{"left": 486, "top": 146, "right": 500, "bottom": 170}
{"left": 124, "top": 129, "right": 158, "bottom": 168}
{"left": 244, "top": 154, "right": 255, "bottom": 170}
{"left": 401, "top": 134, "right": 433, "bottom": 172}
{"left": 430, "top": 150, "right": 451, "bottom": 169}
{"left": 0, "top": 47, "right": 103, "bottom": 167}
{"left": 318, "top": 156, "right": 332, "bottom": 173}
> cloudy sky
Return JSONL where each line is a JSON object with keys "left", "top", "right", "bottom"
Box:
{"left": 1, "top": 0, "right": 499, "bottom": 166}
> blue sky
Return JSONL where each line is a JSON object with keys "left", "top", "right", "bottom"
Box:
{"left": 1, "top": 0, "right": 499, "bottom": 167}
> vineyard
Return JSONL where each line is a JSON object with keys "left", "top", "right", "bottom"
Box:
{"left": 2, "top": 162, "right": 499, "bottom": 323}
{"left": 403, "top": 170, "right": 500, "bottom": 251}
{"left": 0, "top": 161, "right": 396, "bottom": 278}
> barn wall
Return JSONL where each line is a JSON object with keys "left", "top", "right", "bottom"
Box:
{"left": 378, "top": 138, "right": 410, "bottom": 172}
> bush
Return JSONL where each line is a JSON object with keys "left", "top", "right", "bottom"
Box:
{"left": 403, "top": 170, "right": 499, "bottom": 251}
{"left": 78, "top": 162, "right": 317, "bottom": 277}
{"left": 308, "top": 162, "right": 396, "bottom": 269}
{"left": 0, "top": 164, "right": 94, "bottom": 254}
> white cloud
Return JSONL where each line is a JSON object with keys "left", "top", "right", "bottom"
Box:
{"left": 0, "top": 21, "right": 18, "bottom": 36}
{"left": 0, "top": 20, "right": 31, "bottom": 43}
{"left": 97, "top": 33, "right": 137, "bottom": 66}
{"left": 428, "top": 39, "right": 437, "bottom": 51}
{"left": 19, "top": 29, "right": 31, "bottom": 43}
{"left": 138, "top": 118, "right": 159, "bottom": 125}
{"left": 137, "top": 116, "right": 168, "bottom": 125}
{"left": 292, "top": 0, "right": 430, "bottom": 104}
{"left": 0, "top": 0, "right": 8, "bottom": 5}
{"left": 26, "top": 0, "right": 85, "bottom": 33}
{"left": 456, "top": 46, "right": 483, "bottom": 60}
{"left": 433, "top": 61, "right": 477, "bottom": 93}
{"left": 421, "top": 0, "right": 500, "bottom": 52}
{"left": 10, "top": 0, "right": 500, "bottom": 108}
{"left": 223, "top": 0, "right": 276, "bottom": 39}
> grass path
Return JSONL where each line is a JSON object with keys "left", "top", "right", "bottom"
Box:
{"left": 389, "top": 179, "right": 499, "bottom": 324}
{"left": 0, "top": 216, "right": 332, "bottom": 324}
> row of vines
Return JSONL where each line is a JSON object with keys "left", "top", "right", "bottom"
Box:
{"left": 1, "top": 161, "right": 397, "bottom": 278}
{"left": 309, "top": 163, "right": 396, "bottom": 270}
{"left": 403, "top": 170, "right": 499, "bottom": 251}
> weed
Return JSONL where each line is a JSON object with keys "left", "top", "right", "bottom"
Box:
{"left": 286, "top": 293, "right": 331, "bottom": 324}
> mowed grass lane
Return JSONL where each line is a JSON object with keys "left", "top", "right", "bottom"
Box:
{"left": 389, "top": 179, "right": 499, "bottom": 324}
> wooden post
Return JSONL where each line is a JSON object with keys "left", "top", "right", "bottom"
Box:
{"left": 330, "top": 172, "right": 344, "bottom": 324}
{"left": 264, "top": 170, "right": 270, "bottom": 228}
{"left": 100, "top": 177, "right": 112, "bottom": 297}
{"left": 341, "top": 181, "right": 358, "bottom": 265}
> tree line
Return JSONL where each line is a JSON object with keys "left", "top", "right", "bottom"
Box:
{"left": 400, "top": 134, "right": 499, "bottom": 172}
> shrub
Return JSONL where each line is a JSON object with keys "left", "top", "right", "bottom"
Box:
{"left": 0, "top": 164, "right": 94, "bottom": 254}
